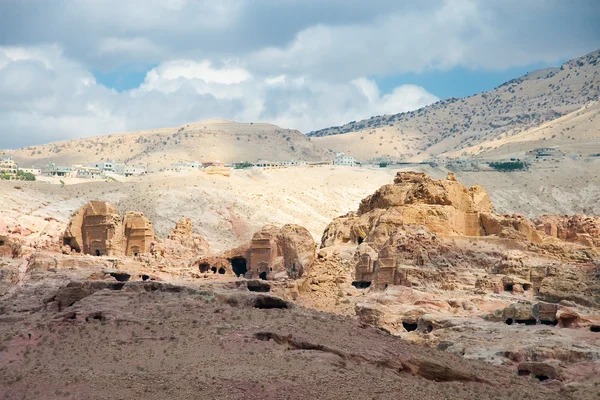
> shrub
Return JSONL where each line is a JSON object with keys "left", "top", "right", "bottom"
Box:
{"left": 489, "top": 161, "right": 525, "bottom": 171}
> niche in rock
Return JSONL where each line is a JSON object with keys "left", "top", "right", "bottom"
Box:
{"left": 504, "top": 284, "right": 514, "bottom": 292}
{"left": 109, "top": 272, "right": 131, "bottom": 282}
{"left": 352, "top": 281, "right": 371, "bottom": 289}
{"left": 259, "top": 271, "right": 268, "bottom": 280}
{"left": 253, "top": 296, "right": 289, "bottom": 309}
{"left": 231, "top": 257, "right": 247, "bottom": 277}
{"left": 402, "top": 321, "right": 418, "bottom": 332}
{"left": 516, "top": 319, "right": 537, "bottom": 326}
{"left": 591, "top": 325, "right": 600, "bottom": 333}
{"left": 357, "top": 236, "right": 364, "bottom": 245}
{"left": 199, "top": 263, "right": 210, "bottom": 273}
{"left": 218, "top": 267, "right": 225, "bottom": 275}
{"left": 247, "top": 280, "right": 271, "bottom": 293}
{"left": 505, "top": 318, "right": 514, "bottom": 325}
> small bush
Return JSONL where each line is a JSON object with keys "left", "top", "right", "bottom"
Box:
{"left": 489, "top": 161, "right": 525, "bottom": 171}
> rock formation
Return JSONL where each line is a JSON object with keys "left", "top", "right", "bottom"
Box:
{"left": 0, "top": 235, "right": 21, "bottom": 258}
{"left": 194, "top": 224, "right": 316, "bottom": 280}
{"left": 535, "top": 214, "right": 600, "bottom": 247}
{"left": 63, "top": 201, "right": 155, "bottom": 257}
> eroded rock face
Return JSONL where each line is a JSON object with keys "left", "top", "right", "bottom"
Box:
{"left": 198, "top": 224, "right": 316, "bottom": 280}
{"left": 0, "top": 235, "right": 21, "bottom": 259}
{"left": 63, "top": 201, "right": 155, "bottom": 257}
{"left": 535, "top": 214, "right": 600, "bottom": 247}
{"left": 167, "top": 218, "right": 210, "bottom": 253}
{"left": 247, "top": 224, "right": 316, "bottom": 280}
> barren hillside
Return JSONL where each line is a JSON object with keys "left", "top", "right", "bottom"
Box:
{"left": 3, "top": 120, "right": 327, "bottom": 171}
{"left": 310, "top": 49, "right": 600, "bottom": 161}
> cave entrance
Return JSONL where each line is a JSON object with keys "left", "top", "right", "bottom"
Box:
{"left": 504, "top": 284, "right": 513, "bottom": 292}
{"left": 535, "top": 375, "right": 549, "bottom": 382}
{"left": 211, "top": 266, "right": 217, "bottom": 274}
{"left": 231, "top": 257, "right": 247, "bottom": 277}
{"left": 540, "top": 320, "right": 558, "bottom": 326}
{"left": 591, "top": 326, "right": 600, "bottom": 333}
{"left": 218, "top": 267, "right": 225, "bottom": 275}
{"left": 523, "top": 283, "right": 532, "bottom": 291}
{"left": 0, "top": 240, "right": 4, "bottom": 246}
{"left": 352, "top": 281, "right": 371, "bottom": 289}
{"left": 516, "top": 319, "right": 537, "bottom": 326}
{"left": 402, "top": 322, "right": 418, "bottom": 332}
{"left": 199, "top": 263, "right": 210, "bottom": 273}
{"left": 357, "top": 236, "right": 364, "bottom": 245}
{"left": 505, "top": 318, "right": 514, "bottom": 325}
{"left": 259, "top": 271, "right": 268, "bottom": 280}
{"left": 95, "top": 250, "right": 102, "bottom": 257}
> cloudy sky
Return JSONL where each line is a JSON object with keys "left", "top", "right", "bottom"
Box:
{"left": 1, "top": 0, "right": 599, "bottom": 148}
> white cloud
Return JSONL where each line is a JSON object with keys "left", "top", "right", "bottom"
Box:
{"left": 0, "top": 46, "right": 438, "bottom": 147}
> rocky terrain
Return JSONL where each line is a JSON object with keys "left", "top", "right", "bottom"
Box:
{"left": 2, "top": 119, "right": 327, "bottom": 171}
{"left": 1, "top": 170, "right": 600, "bottom": 399}
{"left": 310, "top": 49, "right": 600, "bottom": 161}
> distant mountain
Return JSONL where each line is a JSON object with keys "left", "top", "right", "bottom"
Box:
{"left": 308, "top": 49, "right": 600, "bottom": 161}
{"left": 3, "top": 120, "right": 327, "bottom": 170}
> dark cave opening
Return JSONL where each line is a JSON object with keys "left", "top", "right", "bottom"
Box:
{"left": 518, "top": 369, "right": 531, "bottom": 376}
{"left": 253, "top": 296, "right": 289, "bottom": 309}
{"left": 402, "top": 322, "right": 418, "bottom": 332}
{"left": 109, "top": 272, "right": 131, "bottom": 282}
{"left": 95, "top": 250, "right": 101, "bottom": 256}
{"left": 516, "top": 319, "right": 537, "bottom": 326}
{"left": 590, "top": 325, "right": 600, "bottom": 333}
{"left": 505, "top": 318, "right": 514, "bottom": 325}
{"left": 247, "top": 280, "right": 271, "bottom": 292}
{"left": 357, "top": 236, "right": 364, "bottom": 245}
{"left": 540, "top": 320, "right": 558, "bottom": 326}
{"left": 504, "top": 283, "right": 513, "bottom": 292}
{"left": 198, "top": 263, "right": 210, "bottom": 273}
{"left": 351, "top": 281, "right": 371, "bottom": 289}
{"left": 231, "top": 257, "right": 248, "bottom": 277}
{"left": 259, "top": 271, "right": 268, "bottom": 280}
{"left": 218, "top": 267, "right": 225, "bottom": 275}
{"left": 211, "top": 266, "right": 217, "bottom": 274}
{"left": 535, "top": 375, "right": 549, "bottom": 382}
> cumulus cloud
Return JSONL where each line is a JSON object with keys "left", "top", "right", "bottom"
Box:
{"left": 0, "top": 0, "right": 598, "bottom": 147}
{"left": 0, "top": 46, "right": 439, "bottom": 148}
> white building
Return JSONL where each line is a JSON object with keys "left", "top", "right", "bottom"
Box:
{"left": 19, "top": 167, "right": 41, "bottom": 176}
{"left": 0, "top": 157, "right": 18, "bottom": 176}
{"left": 333, "top": 152, "right": 359, "bottom": 166}
{"left": 93, "top": 160, "right": 125, "bottom": 174}
{"left": 74, "top": 166, "right": 102, "bottom": 179}
{"left": 123, "top": 166, "right": 146, "bottom": 177}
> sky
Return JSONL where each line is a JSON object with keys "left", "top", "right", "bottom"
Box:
{"left": 0, "top": 0, "right": 599, "bottom": 149}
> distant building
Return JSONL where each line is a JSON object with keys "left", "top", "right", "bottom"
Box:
{"left": 93, "top": 160, "right": 125, "bottom": 174}
{"left": 74, "top": 166, "right": 102, "bottom": 179}
{"left": 172, "top": 161, "right": 201, "bottom": 170}
{"left": 123, "top": 166, "right": 146, "bottom": 177}
{"left": 43, "top": 163, "right": 74, "bottom": 177}
{"left": 0, "top": 157, "right": 18, "bottom": 176}
{"left": 254, "top": 160, "right": 280, "bottom": 168}
{"left": 19, "top": 167, "right": 42, "bottom": 176}
{"left": 333, "top": 152, "right": 359, "bottom": 166}
{"left": 526, "top": 147, "right": 563, "bottom": 158}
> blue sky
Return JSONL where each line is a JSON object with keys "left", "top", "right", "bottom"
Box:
{"left": 0, "top": 0, "right": 599, "bottom": 148}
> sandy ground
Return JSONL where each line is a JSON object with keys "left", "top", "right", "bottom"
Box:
{"left": 0, "top": 280, "right": 571, "bottom": 400}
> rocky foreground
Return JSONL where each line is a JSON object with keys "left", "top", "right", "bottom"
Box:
{"left": 1, "top": 172, "right": 600, "bottom": 399}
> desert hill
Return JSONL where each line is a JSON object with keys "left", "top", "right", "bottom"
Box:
{"left": 309, "top": 49, "right": 600, "bottom": 161}
{"left": 3, "top": 119, "right": 327, "bottom": 171}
